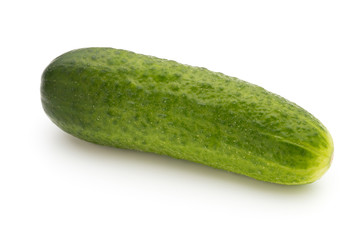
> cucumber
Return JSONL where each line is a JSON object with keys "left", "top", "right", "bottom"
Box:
{"left": 41, "top": 47, "right": 334, "bottom": 185}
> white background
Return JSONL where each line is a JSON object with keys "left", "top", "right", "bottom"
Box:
{"left": 1, "top": 0, "right": 359, "bottom": 239}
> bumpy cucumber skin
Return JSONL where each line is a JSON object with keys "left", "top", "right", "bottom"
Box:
{"left": 41, "top": 48, "right": 334, "bottom": 185}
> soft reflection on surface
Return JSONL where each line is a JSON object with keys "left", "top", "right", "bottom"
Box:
{"left": 54, "top": 131, "right": 319, "bottom": 197}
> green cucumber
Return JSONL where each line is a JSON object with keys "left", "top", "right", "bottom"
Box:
{"left": 41, "top": 47, "right": 334, "bottom": 185}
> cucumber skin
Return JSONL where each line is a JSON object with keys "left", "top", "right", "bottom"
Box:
{"left": 41, "top": 48, "right": 334, "bottom": 185}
